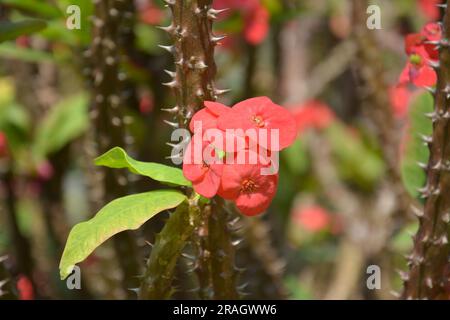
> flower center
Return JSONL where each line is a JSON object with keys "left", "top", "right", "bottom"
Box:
{"left": 252, "top": 115, "right": 265, "bottom": 127}
{"left": 201, "top": 162, "right": 210, "bottom": 170}
{"left": 240, "top": 179, "right": 258, "bottom": 194}
{"left": 410, "top": 54, "right": 422, "bottom": 66}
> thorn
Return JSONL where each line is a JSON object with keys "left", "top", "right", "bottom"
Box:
{"left": 163, "top": 0, "right": 176, "bottom": 6}
{"left": 181, "top": 253, "right": 196, "bottom": 260}
{"left": 157, "top": 24, "right": 176, "bottom": 34}
{"left": 162, "top": 80, "right": 179, "bottom": 89}
{"left": 161, "top": 106, "right": 180, "bottom": 114}
{"left": 211, "top": 35, "right": 226, "bottom": 44}
{"left": 417, "top": 162, "right": 428, "bottom": 169}
{"left": 419, "top": 134, "right": 433, "bottom": 144}
{"left": 390, "top": 290, "right": 401, "bottom": 298}
{"left": 411, "top": 205, "right": 424, "bottom": 218}
{"left": 194, "top": 61, "right": 208, "bottom": 70}
{"left": 397, "top": 269, "right": 409, "bottom": 281}
{"left": 437, "top": 4, "right": 447, "bottom": 8}
{"left": 145, "top": 241, "right": 153, "bottom": 248}
{"left": 424, "top": 86, "right": 436, "bottom": 94}
{"left": 164, "top": 69, "right": 177, "bottom": 78}
{"left": 214, "top": 88, "right": 231, "bottom": 96}
{"left": 442, "top": 212, "right": 450, "bottom": 223}
{"left": 231, "top": 238, "right": 244, "bottom": 247}
{"left": 428, "top": 59, "right": 440, "bottom": 69}
{"left": 426, "top": 277, "right": 433, "bottom": 289}
{"left": 163, "top": 120, "right": 179, "bottom": 128}
{"left": 158, "top": 45, "right": 175, "bottom": 54}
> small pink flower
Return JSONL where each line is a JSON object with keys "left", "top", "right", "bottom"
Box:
{"left": 218, "top": 97, "right": 297, "bottom": 151}
{"left": 218, "top": 150, "right": 278, "bottom": 216}
{"left": 182, "top": 135, "right": 223, "bottom": 198}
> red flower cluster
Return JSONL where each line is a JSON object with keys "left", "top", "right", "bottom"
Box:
{"left": 399, "top": 22, "right": 441, "bottom": 87}
{"left": 183, "top": 97, "right": 297, "bottom": 216}
{"left": 213, "top": 0, "right": 270, "bottom": 45}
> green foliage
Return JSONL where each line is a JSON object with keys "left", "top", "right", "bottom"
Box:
{"left": 1, "top": 0, "right": 62, "bottom": 19}
{"left": 59, "top": 190, "right": 187, "bottom": 279}
{"left": 283, "top": 138, "right": 309, "bottom": 175}
{"left": 400, "top": 92, "right": 433, "bottom": 198}
{"left": 0, "top": 19, "right": 47, "bottom": 43}
{"left": 95, "top": 147, "right": 192, "bottom": 187}
{"left": 0, "top": 79, "right": 30, "bottom": 150}
{"left": 0, "top": 43, "right": 54, "bottom": 63}
{"left": 33, "top": 93, "right": 89, "bottom": 159}
{"left": 325, "top": 123, "right": 385, "bottom": 189}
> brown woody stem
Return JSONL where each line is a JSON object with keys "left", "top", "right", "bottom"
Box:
{"left": 402, "top": 0, "right": 450, "bottom": 299}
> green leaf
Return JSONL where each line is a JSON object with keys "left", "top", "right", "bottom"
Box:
{"left": 0, "top": 20, "right": 47, "bottom": 43}
{"left": 325, "top": 123, "right": 385, "bottom": 189}
{"left": 1, "top": 0, "right": 62, "bottom": 19}
{"left": 0, "top": 43, "right": 54, "bottom": 63}
{"left": 33, "top": 93, "right": 89, "bottom": 158}
{"left": 400, "top": 92, "right": 433, "bottom": 198}
{"left": 95, "top": 147, "right": 192, "bottom": 187}
{"left": 59, "top": 190, "right": 187, "bottom": 279}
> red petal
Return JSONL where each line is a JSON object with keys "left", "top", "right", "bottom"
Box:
{"left": 411, "top": 65, "right": 437, "bottom": 87}
{"left": 204, "top": 101, "right": 230, "bottom": 116}
{"left": 189, "top": 108, "right": 218, "bottom": 133}
{"left": 193, "top": 167, "right": 222, "bottom": 198}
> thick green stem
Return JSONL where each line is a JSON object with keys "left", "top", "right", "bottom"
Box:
{"left": 139, "top": 200, "right": 202, "bottom": 299}
{"left": 209, "top": 201, "right": 239, "bottom": 299}
{"left": 402, "top": 0, "right": 450, "bottom": 300}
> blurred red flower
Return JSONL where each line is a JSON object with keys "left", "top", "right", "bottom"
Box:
{"left": 389, "top": 85, "right": 411, "bottom": 118}
{"left": 139, "top": 1, "right": 164, "bottom": 25}
{"left": 213, "top": 0, "right": 270, "bottom": 45}
{"left": 0, "top": 132, "right": 8, "bottom": 157}
{"left": 291, "top": 100, "right": 335, "bottom": 135}
{"left": 293, "top": 205, "right": 331, "bottom": 232}
{"left": 400, "top": 22, "right": 441, "bottom": 87}
{"left": 399, "top": 48, "right": 437, "bottom": 87}
{"left": 418, "top": 0, "right": 442, "bottom": 21}
{"left": 17, "top": 275, "right": 34, "bottom": 300}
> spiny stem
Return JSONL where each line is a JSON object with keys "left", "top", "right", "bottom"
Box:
{"left": 194, "top": 205, "right": 213, "bottom": 299}
{"left": 89, "top": 0, "right": 141, "bottom": 297}
{"left": 209, "top": 201, "right": 239, "bottom": 299}
{"left": 402, "top": 0, "right": 450, "bottom": 300}
{"left": 139, "top": 200, "right": 203, "bottom": 299}
{"left": 161, "top": 0, "right": 220, "bottom": 126}
{"left": 0, "top": 256, "right": 17, "bottom": 300}
{"left": 140, "top": 0, "right": 238, "bottom": 299}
